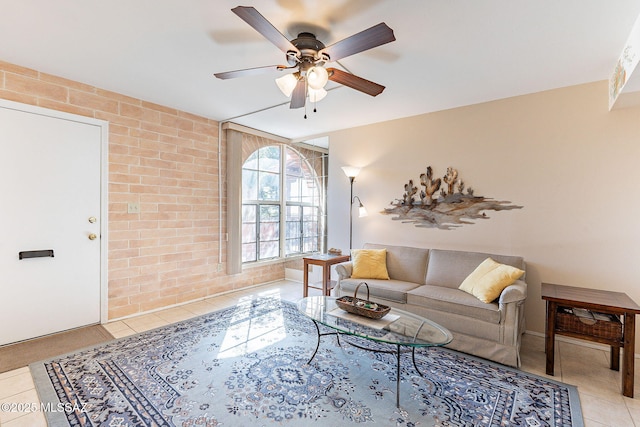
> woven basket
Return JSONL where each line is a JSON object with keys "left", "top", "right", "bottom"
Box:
{"left": 555, "top": 307, "right": 622, "bottom": 343}
{"left": 336, "top": 282, "right": 391, "bottom": 319}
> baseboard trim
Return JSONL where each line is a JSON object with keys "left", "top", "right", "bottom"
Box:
{"left": 107, "top": 279, "right": 295, "bottom": 323}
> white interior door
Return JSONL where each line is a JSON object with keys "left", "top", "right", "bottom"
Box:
{"left": 0, "top": 101, "right": 106, "bottom": 346}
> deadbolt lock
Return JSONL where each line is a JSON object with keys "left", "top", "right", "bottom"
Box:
{"left": 88, "top": 233, "right": 98, "bottom": 240}
{"left": 88, "top": 216, "right": 97, "bottom": 223}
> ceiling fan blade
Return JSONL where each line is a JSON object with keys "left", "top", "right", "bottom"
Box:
{"left": 231, "top": 6, "right": 300, "bottom": 55}
{"left": 327, "top": 68, "right": 385, "bottom": 96}
{"left": 214, "top": 65, "right": 288, "bottom": 80}
{"left": 290, "top": 79, "right": 306, "bottom": 109}
{"left": 320, "top": 23, "right": 395, "bottom": 62}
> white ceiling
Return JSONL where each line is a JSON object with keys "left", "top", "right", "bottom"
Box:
{"left": 1, "top": 1, "right": 639, "bottom": 142}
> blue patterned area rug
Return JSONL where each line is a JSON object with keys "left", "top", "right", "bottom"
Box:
{"left": 31, "top": 296, "right": 583, "bottom": 426}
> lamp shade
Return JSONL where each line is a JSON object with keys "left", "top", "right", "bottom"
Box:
{"left": 275, "top": 73, "right": 298, "bottom": 97}
{"left": 308, "top": 87, "right": 327, "bottom": 103}
{"left": 307, "top": 66, "right": 329, "bottom": 90}
{"left": 341, "top": 166, "right": 361, "bottom": 178}
{"left": 358, "top": 204, "right": 368, "bottom": 218}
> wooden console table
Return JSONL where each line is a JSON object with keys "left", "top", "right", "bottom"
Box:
{"left": 542, "top": 283, "right": 640, "bottom": 397}
{"left": 303, "top": 254, "right": 350, "bottom": 297}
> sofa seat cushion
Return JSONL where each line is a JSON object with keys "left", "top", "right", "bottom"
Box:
{"left": 407, "top": 284, "right": 501, "bottom": 324}
{"left": 339, "top": 278, "right": 421, "bottom": 304}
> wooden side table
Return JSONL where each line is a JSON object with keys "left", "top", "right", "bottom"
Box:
{"left": 542, "top": 283, "right": 640, "bottom": 397}
{"left": 303, "top": 254, "right": 350, "bottom": 297}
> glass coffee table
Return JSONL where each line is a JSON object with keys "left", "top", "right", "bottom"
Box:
{"left": 297, "top": 296, "right": 453, "bottom": 408}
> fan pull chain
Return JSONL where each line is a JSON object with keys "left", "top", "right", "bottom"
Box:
{"left": 304, "top": 79, "right": 308, "bottom": 119}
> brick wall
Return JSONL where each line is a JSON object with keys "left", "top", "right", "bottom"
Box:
{"left": 0, "top": 60, "right": 286, "bottom": 320}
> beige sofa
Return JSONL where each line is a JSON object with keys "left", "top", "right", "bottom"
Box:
{"left": 334, "top": 243, "right": 527, "bottom": 367}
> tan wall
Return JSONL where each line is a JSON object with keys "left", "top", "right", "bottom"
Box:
{"left": 326, "top": 81, "right": 640, "bottom": 349}
{"left": 0, "top": 60, "right": 286, "bottom": 320}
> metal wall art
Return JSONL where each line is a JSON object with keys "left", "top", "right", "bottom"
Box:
{"left": 381, "top": 166, "right": 522, "bottom": 230}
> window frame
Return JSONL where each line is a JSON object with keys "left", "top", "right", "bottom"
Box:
{"left": 241, "top": 145, "right": 325, "bottom": 264}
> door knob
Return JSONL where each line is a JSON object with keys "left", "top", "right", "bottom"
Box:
{"left": 88, "top": 233, "right": 98, "bottom": 240}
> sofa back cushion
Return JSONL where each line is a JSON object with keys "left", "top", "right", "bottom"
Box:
{"left": 425, "top": 249, "right": 525, "bottom": 289}
{"left": 363, "top": 243, "right": 430, "bottom": 284}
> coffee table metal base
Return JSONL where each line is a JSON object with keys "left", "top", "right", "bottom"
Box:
{"left": 307, "top": 319, "right": 425, "bottom": 408}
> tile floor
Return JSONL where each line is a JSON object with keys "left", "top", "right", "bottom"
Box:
{"left": 0, "top": 279, "right": 638, "bottom": 426}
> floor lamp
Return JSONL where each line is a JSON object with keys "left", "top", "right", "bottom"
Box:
{"left": 342, "top": 166, "right": 368, "bottom": 250}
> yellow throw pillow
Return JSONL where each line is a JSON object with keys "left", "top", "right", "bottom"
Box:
{"left": 459, "top": 257, "right": 524, "bottom": 303}
{"left": 351, "top": 249, "right": 390, "bottom": 280}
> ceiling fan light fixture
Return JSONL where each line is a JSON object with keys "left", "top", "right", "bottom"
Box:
{"left": 275, "top": 73, "right": 298, "bottom": 97}
{"left": 308, "top": 87, "right": 327, "bottom": 103}
{"left": 306, "top": 66, "right": 329, "bottom": 90}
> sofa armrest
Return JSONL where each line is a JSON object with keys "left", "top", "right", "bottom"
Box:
{"left": 335, "top": 261, "right": 353, "bottom": 280}
{"left": 498, "top": 280, "right": 527, "bottom": 304}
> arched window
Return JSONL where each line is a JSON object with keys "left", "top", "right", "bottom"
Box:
{"left": 241, "top": 145, "right": 324, "bottom": 263}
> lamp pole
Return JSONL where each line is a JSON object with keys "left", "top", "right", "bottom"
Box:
{"left": 348, "top": 176, "right": 355, "bottom": 250}
{"left": 342, "top": 166, "right": 361, "bottom": 251}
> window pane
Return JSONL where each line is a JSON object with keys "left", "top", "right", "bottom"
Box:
{"left": 303, "top": 237, "right": 318, "bottom": 253}
{"left": 242, "top": 205, "right": 258, "bottom": 246}
{"left": 303, "top": 210, "right": 317, "bottom": 233}
{"left": 241, "top": 223, "right": 256, "bottom": 243}
{"left": 259, "top": 241, "right": 279, "bottom": 259}
{"left": 260, "top": 205, "right": 280, "bottom": 221}
{"left": 303, "top": 206, "right": 317, "bottom": 221}
{"left": 242, "top": 204, "right": 256, "bottom": 222}
{"left": 285, "top": 148, "right": 320, "bottom": 206}
{"left": 285, "top": 205, "right": 301, "bottom": 256}
{"left": 285, "top": 150, "right": 302, "bottom": 176}
{"left": 299, "top": 159, "right": 317, "bottom": 203}
{"left": 286, "top": 176, "right": 302, "bottom": 202}
{"left": 246, "top": 150, "right": 258, "bottom": 165}
{"left": 285, "top": 223, "right": 300, "bottom": 256}
{"left": 258, "top": 205, "right": 280, "bottom": 259}
{"left": 286, "top": 205, "right": 300, "bottom": 219}
{"left": 242, "top": 243, "right": 256, "bottom": 263}
{"left": 285, "top": 149, "right": 302, "bottom": 202}
{"left": 260, "top": 222, "right": 279, "bottom": 240}
{"left": 259, "top": 146, "right": 280, "bottom": 173}
{"left": 300, "top": 177, "right": 318, "bottom": 204}
{"left": 242, "top": 170, "right": 258, "bottom": 201}
{"left": 303, "top": 220, "right": 317, "bottom": 236}
{"left": 302, "top": 206, "right": 319, "bottom": 254}
{"left": 285, "top": 207, "right": 300, "bottom": 235}
{"left": 259, "top": 171, "right": 279, "bottom": 200}
{"left": 286, "top": 220, "right": 300, "bottom": 237}
{"left": 286, "top": 238, "right": 300, "bottom": 255}
{"left": 241, "top": 205, "right": 257, "bottom": 253}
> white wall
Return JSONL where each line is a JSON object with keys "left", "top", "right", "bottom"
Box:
{"left": 326, "top": 81, "right": 640, "bottom": 347}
